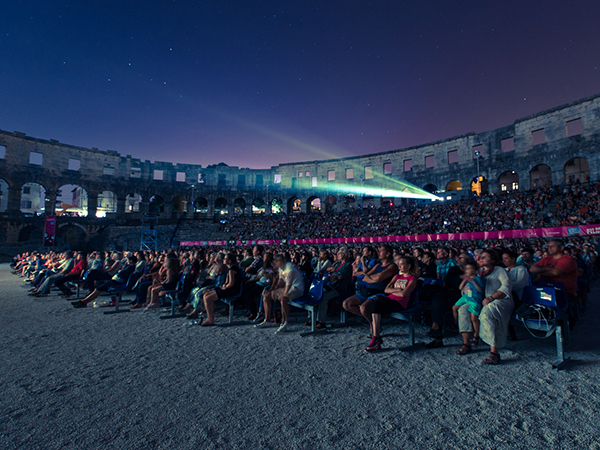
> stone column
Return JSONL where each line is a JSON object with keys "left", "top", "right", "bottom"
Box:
{"left": 8, "top": 185, "right": 22, "bottom": 215}
{"left": 87, "top": 193, "right": 98, "bottom": 218}
{"left": 116, "top": 197, "right": 126, "bottom": 219}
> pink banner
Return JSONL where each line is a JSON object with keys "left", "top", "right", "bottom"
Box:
{"left": 181, "top": 224, "right": 600, "bottom": 247}
{"left": 44, "top": 215, "right": 56, "bottom": 247}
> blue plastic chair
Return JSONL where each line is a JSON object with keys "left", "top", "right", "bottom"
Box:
{"left": 289, "top": 277, "right": 326, "bottom": 336}
{"left": 160, "top": 273, "right": 188, "bottom": 320}
{"left": 73, "top": 269, "right": 90, "bottom": 299}
{"left": 389, "top": 286, "right": 421, "bottom": 349}
{"left": 219, "top": 285, "right": 244, "bottom": 325}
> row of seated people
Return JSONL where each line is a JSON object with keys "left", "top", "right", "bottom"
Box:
{"left": 215, "top": 182, "right": 600, "bottom": 241}
{"left": 11, "top": 237, "right": 595, "bottom": 364}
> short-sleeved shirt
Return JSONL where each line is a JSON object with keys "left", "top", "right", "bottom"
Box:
{"left": 279, "top": 262, "right": 305, "bottom": 293}
{"left": 462, "top": 276, "right": 484, "bottom": 304}
{"left": 534, "top": 254, "right": 578, "bottom": 296}
{"left": 436, "top": 258, "right": 457, "bottom": 283}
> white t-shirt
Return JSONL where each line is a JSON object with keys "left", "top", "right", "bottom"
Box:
{"left": 279, "top": 262, "right": 304, "bottom": 293}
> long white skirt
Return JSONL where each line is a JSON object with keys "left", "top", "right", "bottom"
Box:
{"left": 479, "top": 297, "right": 514, "bottom": 349}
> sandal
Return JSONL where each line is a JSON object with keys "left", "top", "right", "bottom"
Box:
{"left": 316, "top": 321, "right": 327, "bottom": 329}
{"left": 483, "top": 352, "right": 501, "bottom": 365}
{"left": 471, "top": 336, "right": 480, "bottom": 347}
{"left": 456, "top": 344, "right": 472, "bottom": 355}
{"left": 200, "top": 321, "right": 215, "bottom": 327}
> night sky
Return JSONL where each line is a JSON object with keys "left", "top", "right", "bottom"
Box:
{"left": 2, "top": 1, "right": 599, "bottom": 169}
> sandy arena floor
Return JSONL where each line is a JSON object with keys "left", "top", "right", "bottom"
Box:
{"left": 1, "top": 263, "right": 599, "bottom": 449}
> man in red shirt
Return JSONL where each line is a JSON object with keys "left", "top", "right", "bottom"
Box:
{"left": 530, "top": 238, "right": 578, "bottom": 323}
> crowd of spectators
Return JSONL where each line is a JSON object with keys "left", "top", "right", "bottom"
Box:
{"left": 10, "top": 224, "right": 598, "bottom": 364}
{"left": 212, "top": 183, "right": 600, "bottom": 241}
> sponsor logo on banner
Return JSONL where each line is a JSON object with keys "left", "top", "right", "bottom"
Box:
{"left": 567, "top": 226, "right": 581, "bottom": 236}
{"left": 583, "top": 225, "right": 600, "bottom": 235}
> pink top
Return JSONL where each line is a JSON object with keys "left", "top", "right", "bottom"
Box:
{"left": 388, "top": 273, "right": 416, "bottom": 308}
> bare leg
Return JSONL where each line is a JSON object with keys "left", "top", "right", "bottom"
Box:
{"left": 342, "top": 296, "right": 362, "bottom": 317}
{"left": 372, "top": 313, "right": 381, "bottom": 336}
{"left": 452, "top": 305, "right": 460, "bottom": 326}
{"left": 148, "top": 286, "right": 163, "bottom": 306}
{"left": 359, "top": 299, "right": 373, "bottom": 325}
{"left": 203, "top": 290, "right": 218, "bottom": 324}
{"left": 81, "top": 289, "right": 102, "bottom": 305}
{"left": 471, "top": 313, "right": 480, "bottom": 338}
{"left": 462, "top": 331, "right": 471, "bottom": 346}
{"left": 263, "top": 291, "right": 273, "bottom": 322}
{"left": 280, "top": 296, "right": 290, "bottom": 323}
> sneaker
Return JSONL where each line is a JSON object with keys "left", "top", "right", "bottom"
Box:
{"left": 365, "top": 336, "right": 382, "bottom": 353}
{"left": 253, "top": 313, "right": 265, "bottom": 323}
{"left": 275, "top": 321, "right": 289, "bottom": 333}
{"left": 254, "top": 320, "right": 276, "bottom": 328}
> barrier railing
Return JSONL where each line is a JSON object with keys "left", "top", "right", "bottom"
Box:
{"left": 180, "top": 224, "right": 600, "bottom": 247}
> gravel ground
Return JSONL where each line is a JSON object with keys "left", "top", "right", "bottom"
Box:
{"left": 1, "top": 263, "right": 599, "bottom": 450}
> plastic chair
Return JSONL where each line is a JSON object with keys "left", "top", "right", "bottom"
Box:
{"left": 160, "top": 274, "right": 188, "bottom": 320}
{"left": 389, "top": 286, "right": 421, "bottom": 349}
{"left": 219, "top": 285, "right": 244, "bottom": 325}
{"left": 516, "top": 286, "right": 570, "bottom": 369}
{"left": 72, "top": 269, "right": 90, "bottom": 299}
{"left": 289, "top": 277, "right": 326, "bottom": 336}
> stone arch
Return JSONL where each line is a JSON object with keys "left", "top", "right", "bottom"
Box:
{"left": 307, "top": 196, "right": 321, "bottom": 213}
{"left": 498, "top": 171, "right": 519, "bottom": 192}
{"left": 234, "top": 197, "right": 246, "bottom": 215}
{"left": 287, "top": 196, "right": 301, "bottom": 214}
{"left": 343, "top": 194, "right": 356, "bottom": 210}
{"left": 172, "top": 196, "right": 187, "bottom": 213}
{"left": 423, "top": 183, "right": 438, "bottom": 193}
{"left": 529, "top": 164, "right": 552, "bottom": 189}
{"left": 18, "top": 225, "right": 42, "bottom": 242}
{"left": 20, "top": 182, "right": 46, "bottom": 216}
{"left": 125, "top": 193, "right": 142, "bottom": 213}
{"left": 97, "top": 190, "right": 117, "bottom": 217}
{"left": 564, "top": 157, "right": 590, "bottom": 184}
{"left": 57, "top": 223, "right": 87, "bottom": 250}
{"left": 271, "top": 197, "right": 282, "bottom": 214}
{"left": 57, "top": 184, "right": 88, "bottom": 217}
{"left": 0, "top": 179, "right": 9, "bottom": 213}
{"left": 149, "top": 195, "right": 165, "bottom": 213}
{"left": 194, "top": 197, "right": 208, "bottom": 214}
{"left": 215, "top": 197, "right": 228, "bottom": 215}
{"left": 446, "top": 180, "right": 462, "bottom": 191}
{"left": 470, "top": 176, "right": 488, "bottom": 196}
{"left": 252, "top": 198, "right": 266, "bottom": 214}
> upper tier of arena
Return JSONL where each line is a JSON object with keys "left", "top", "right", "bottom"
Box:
{"left": 0, "top": 92, "right": 598, "bottom": 221}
